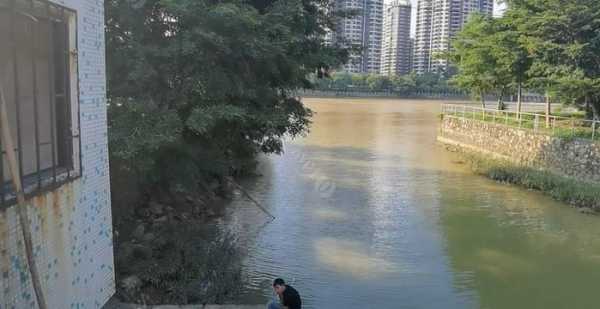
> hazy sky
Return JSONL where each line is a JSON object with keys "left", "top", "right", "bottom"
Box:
{"left": 396, "top": 0, "right": 506, "bottom": 38}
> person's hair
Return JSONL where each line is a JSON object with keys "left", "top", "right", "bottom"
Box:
{"left": 273, "top": 278, "right": 285, "bottom": 287}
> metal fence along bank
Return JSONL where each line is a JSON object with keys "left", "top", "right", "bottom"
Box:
{"left": 441, "top": 104, "right": 600, "bottom": 141}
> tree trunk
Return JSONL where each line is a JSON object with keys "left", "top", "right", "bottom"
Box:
{"left": 545, "top": 91, "right": 551, "bottom": 128}
{"left": 480, "top": 90, "right": 486, "bottom": 109}
{"left": 496, "top": 88, "right": 506, "bottom": 110}
{"left": 516, "top": 82, "right": 522, "bottom": 120}
{"left": 591, "top": 98, "right": 600, "bottom": 121}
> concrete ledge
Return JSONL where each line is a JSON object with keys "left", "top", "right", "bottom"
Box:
{"left": 103, "top": 298, "right": 264, "bottom": 309}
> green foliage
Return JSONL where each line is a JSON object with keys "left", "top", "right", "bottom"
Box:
{"left": 452, "top": 0, "right": 600, "bottom": 117}
{"left": 312, "top": 72, "right": 462, "bottom": 95}
{"left": 450, "top": 0, "right": 600, "bottom": 115}
{"left": 449, "top": 14, "right": 530, "bottom": 108}
{"left": 108, "top": 99, "right": 183, "bottom": 164}
{"left": 364, "top": 74, "right": 391, "bottom": 91}
{"left": 105, "top": 0, "right": 348, "bottom": 189}
{"left": 506, "top": 0, "right": 600, "bottom": 118}
{"left": 186, "top": 105, "right": 247, "bottom": 135}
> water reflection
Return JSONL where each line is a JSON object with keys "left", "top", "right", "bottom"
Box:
{"left": 223, "top": 98, "right": 600, "bottom": 309}
{"left": 314, "top": 238, "right": 400, "bottom": 278}
{"left": 312, "top": 208, "right": 347, "bottom": 221}
{"left": 439, "top": 180, "right": 600, "bottom": 309}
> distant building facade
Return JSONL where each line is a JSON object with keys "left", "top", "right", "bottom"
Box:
{"left": 380, "top": 0, "right": 412, "bottom": 76}
{"left": 329, "top": 0, "right": 384, "bottom": 73}
{"left": 408, "top": 38, "right": 414, "bottom": 72}
{"left": 413, "top": 0, "right": 494, "bottom": 74}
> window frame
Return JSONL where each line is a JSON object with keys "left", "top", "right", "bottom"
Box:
{"left": 0, "top": 0, "right": 81, "bottom": 209}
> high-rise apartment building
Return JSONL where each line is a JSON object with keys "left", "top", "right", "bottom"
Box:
{"left": 329, "top": 0, "right": 384, "bottom": 73}
{"left": 413, "top": 0, "right": 494, "bottom": 74}
{"left": 409, "top": 38, "right": 414, "bottom": 71}
{"left": 380, "top": 0, "right": 412, "bottom": 76}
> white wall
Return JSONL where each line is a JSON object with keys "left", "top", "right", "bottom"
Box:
{"left": 0, "top": 0, "right": 114, "bottom": 308}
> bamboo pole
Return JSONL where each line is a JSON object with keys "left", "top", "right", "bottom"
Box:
{"left": 227, "top": 178, "right": 275, "bottom": 220}
{"left": 0, "top": 82, "right": 47, "bottom": 309}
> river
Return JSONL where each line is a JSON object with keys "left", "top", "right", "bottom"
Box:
{"left": 223, "top": 98, "right": 600, "bottom": 309}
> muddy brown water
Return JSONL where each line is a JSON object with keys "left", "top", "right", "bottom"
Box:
{"left": 222, "top": 98, "right": 600, "bottom": 309}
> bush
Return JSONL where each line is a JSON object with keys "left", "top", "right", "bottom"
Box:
{"left": 105, "top": 0, "right": 348, "bottom": 194}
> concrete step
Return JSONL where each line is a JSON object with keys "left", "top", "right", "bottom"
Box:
{"left": 103, "top": 297, "right": 264, "bottom": 309}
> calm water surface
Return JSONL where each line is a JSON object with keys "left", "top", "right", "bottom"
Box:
{"left": 223, "top": 98, "right": 600, "bottom": 309}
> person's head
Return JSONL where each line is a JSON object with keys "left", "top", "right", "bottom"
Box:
{"left": 273, "top": 278, "right": 286, "bottom": 295}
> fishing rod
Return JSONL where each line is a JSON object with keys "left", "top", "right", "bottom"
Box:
{"left": 227, "top": 178, "right": 276, "bottom": 221}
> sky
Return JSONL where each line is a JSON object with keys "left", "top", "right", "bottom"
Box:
{"left": 396, "top": 0, "right": 507, "bottom": 38}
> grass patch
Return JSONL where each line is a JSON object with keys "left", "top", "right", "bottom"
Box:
{"left": 462, "top": 153, "right": 600, "bottom": 211}
{"left": 537, "top": 110, "right": 586, "bottom": 119}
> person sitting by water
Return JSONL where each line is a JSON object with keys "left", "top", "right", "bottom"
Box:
{"left": 268, "top": 278, "right": 302, "bottom": 309}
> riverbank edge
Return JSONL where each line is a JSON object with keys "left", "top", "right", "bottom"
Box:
{"left": 300, "top": 92, "right": 469, "bottom": 100}
{"left": 439, "top": 137, "right": 600, "bottom": 213}
{"left": 112, "top": 177, "right": 247, "bottom": 304}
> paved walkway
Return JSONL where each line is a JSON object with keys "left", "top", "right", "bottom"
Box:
{"left": 103, "top": 298, "right": 264, "bottom": 309}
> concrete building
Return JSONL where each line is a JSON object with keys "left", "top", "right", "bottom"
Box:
{"left": 408, "top": 38, "right": 414, "bottom": 71}
{"left": 0, "top": 0, "right": 114, "bottom": 308}
{"left": 380, "top": 0, "right": 412, "bottom": 76}
{"left": 413, "top": 0, "right": 494, "bottom": 74}
{"left": 329, "top": 0, "right": 384, "bottom": 73}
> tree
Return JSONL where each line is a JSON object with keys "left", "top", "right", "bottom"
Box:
{"left": 508, "top": 0, "right": 600, "bottom": 121}
{"left": 391, "top": 74, "right": 417, "bottom": 93}
{"left": 351, "top": 74, "right": 368, "bottom": 89}
{"left": 491, "top": 16, "right": 531, "bottom": 116}
{"left": 105, "top": 0, "right": 348, "bottom": 190}
{"left": 314, "top": 71, "right": 458, "bottom": 95}
{"left": 415, "top": 73, "right": 445, "bottom": 94}
{"left": 366, "top": 74, "right": 392, "bottom": 91}
{"left": 449, "top": 14, "right": 514, "bottom": 109}
{"left": 331, "top": 72, "right": 353, "bottom": 89}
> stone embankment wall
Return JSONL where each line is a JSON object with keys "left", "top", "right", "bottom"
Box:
{"left": 438, "top": 116, "right": 600, "bottom": 183}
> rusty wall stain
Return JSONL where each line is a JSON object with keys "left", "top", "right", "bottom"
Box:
{"left": 27, "top": 182, "right": 77, "bottom": 256}
{"left": 36, "top": 194, "right": 49, "bottom": 243}
{"left": 1, "top": 180, "right": 80, "bottom": 308}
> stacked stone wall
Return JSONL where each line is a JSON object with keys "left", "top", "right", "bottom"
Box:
{"left": 439, "top": 116, "right": 600, "bottom": 183}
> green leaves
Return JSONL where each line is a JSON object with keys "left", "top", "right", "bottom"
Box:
{"left": 449, "top": 14, "right": 527, "bottom": 107}
{"left": 314, "top": 71, "right": 455, "bottom": 94}
{"left": 186, "top": 105, "right": 247, "bottom": 135}
{"left": 507, "top": 0, "right": 600, "bottom": 112}
{"left": 106, "top": 0, "right": 348, "bottom": 188}
{"left": 108, "top": 100, "right": 183, "bottom": 161}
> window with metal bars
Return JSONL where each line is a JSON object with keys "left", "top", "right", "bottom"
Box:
{"left": 0, "top": 0, "right": 80, "bottom": 207}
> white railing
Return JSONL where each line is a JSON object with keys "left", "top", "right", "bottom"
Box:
{"left": 441, "top": 104, "right": 600, "bottom": 141}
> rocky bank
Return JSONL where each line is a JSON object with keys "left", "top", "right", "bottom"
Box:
{"left": 112, "top": 179, "right": 243, "bottom": 305}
